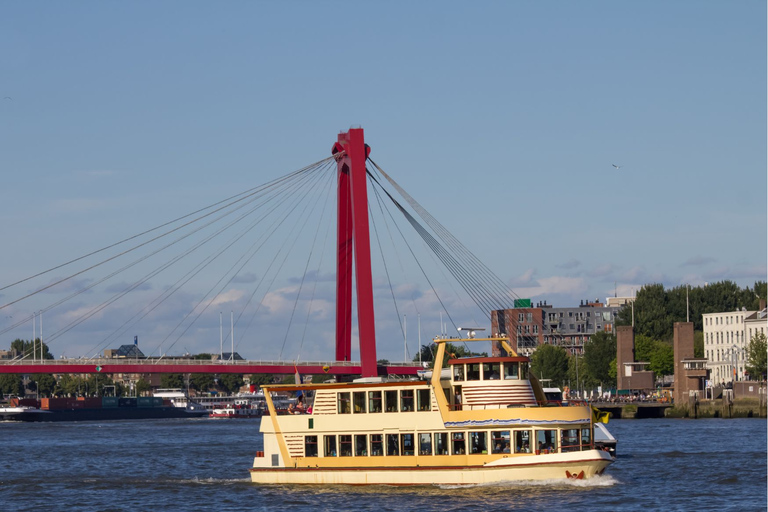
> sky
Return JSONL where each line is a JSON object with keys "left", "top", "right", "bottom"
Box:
{"left": 1, "top": 2, "right": 765, "bottom": 364}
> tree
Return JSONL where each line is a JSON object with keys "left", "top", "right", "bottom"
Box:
{"left": 10, "top": 338, "right": 54, "bottom": 359}
{"left": 192, "top": 353, "right": 213, "bottom": 360}
{"left": 87, "top": 373, "right": 115, "bottom": 396}
{"left": 583, "top": 331, "right": 616, "bottom": 387}
{"left": 29, "top": 374, "right": 56, "bottom": 397}
{"left": 693, "top": 331, "right": 704, "bottom": 358}
{"left": 0, "top": 374, "right": 24, "bottom": 396}
{"left": 530, "top": 344, "right": 569, "bottom": 388}
{"left": 135, "top": 378, "right": 152, "bottom": 396}
{"left": 249, "top": 374, "right": 275, "bottom": 388}
{"left": 218, "top": 374, "right": 244, "bottom": 394}
{"left": 190, "top": 373, "right": 215, "bottom": 392}
{"left": 648, "top": 342, "right": 674, "bottom": 377}
{"left": 745, "top": 332, "right": 767, "bottom": 381}
{"left": 160, "top": 373, "right": 185, "bottom": 389}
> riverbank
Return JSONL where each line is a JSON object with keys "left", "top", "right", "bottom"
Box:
{"left": 665, "top": 398, "right": 766, "bottom": 419}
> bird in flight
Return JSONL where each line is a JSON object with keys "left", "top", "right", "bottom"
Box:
{"left": 3, "top": 97, "right": 11, "bottom": 101}
{"left": 612, "top": 164, "right": 623, "bottom": 170}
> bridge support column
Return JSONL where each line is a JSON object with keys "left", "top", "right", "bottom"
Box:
{"left": 332, "top": 128, "right": 377, "bottom": 377}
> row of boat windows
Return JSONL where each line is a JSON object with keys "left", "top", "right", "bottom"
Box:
{"left": 304, "top": 427, "right": 592, "bottom": 457}
{"left": 452, "top": 361, "right": 528, "bottom": 382}
{"left": 337, "top": 389, "right": 431, "bottom": 414}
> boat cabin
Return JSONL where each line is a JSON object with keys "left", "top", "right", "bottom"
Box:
{"left": 448, "top": 356, "right": 537, "bottom": 409}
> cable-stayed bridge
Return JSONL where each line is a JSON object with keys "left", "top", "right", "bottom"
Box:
{"left": 0, "top": 128, "right": 523, "bottom": 377}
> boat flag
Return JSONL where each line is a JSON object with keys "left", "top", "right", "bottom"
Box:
{"left": 294, "top": 365, "right": 303, "bottom": 398}
{"left": 591, "top": 405, "right": 610, "bottom": 424}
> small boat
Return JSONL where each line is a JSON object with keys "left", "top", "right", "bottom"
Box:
{"left": 594, "top": 422, "right": 617, "bottom": 457}
{"left": 250, "top": 335, "right": 613, "bottom": 485}
{"left": 210, "top": 398, "right": 264, "bottom": 419}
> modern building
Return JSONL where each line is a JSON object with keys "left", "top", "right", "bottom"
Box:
{"left": 702, "top": 308, "right": 764, "bottom": 385}
{"left": 491, "top": 299, "right": 623, "bottom": 356}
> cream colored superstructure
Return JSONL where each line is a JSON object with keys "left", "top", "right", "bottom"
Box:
{"left": 250, "top": 337, "right": 613, "bottom": 485}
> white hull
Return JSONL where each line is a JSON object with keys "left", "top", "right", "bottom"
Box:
{"left": 251, "top": 450, "right": 612, "bottom": 485}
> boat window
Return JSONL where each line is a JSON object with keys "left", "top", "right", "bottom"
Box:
{"left": 386, "top": 434, "right": 399, "bottom": 456}
{"left": 353, "top": 392, "right": 366, "bottom": 413}
{"left": 469, "top": 432, "right": 487, "bottom": 454}
{"left": 467, "top": 363, "right": 481, "bottom": 381}
{"left": 419, "top": 433, "right": 432, "bottom": 455}
{"left": 304, "top": 435, "right": 318, "bottom": 457}
{"left": 514, "top": 430, "right": 532, "bottom": 454}
{"left": 536, "top": 429, "right": 558, "bottom": 454}
{"left": 485, "top": 362, "right": 500, "bottom": 380}
{"left": 560, "top": 429, "right": 580, "bottom": 453}
{"left": 384, "top": 390, "right": 398, "bottom": 412}
{"left": 434, "top": 432, "right": 449, "bottom": 455}
{"left": 491, "top": 431, "right": 511, "bottom": 454}
{"left": 581, "top": 426, "right": 591, "bottom": 449}
{"left": 400, "top": 390, "right": 414, "bottom": 412}
{"left": 417, "top": 389, "right": 431, "bottom": 411}
{"left": 451, "top": 432, "right": 466, "bottom": 455}
{"left": 504, "top": 362, "right": 519, "bottom": 380}
{"left": 354, "top": 434, "right": 367, "bottom": 456}
{"left": 324, "top": 435, "right": 337, "bottom": 457}
{"left": 368, "top": 391, "right": 382, "bottom": 413}
{"left": 400, "top": 433, "right": 415, "bottom": 456}
{"left": 339, "top": 435, "right": 353, "bottom": 456}
{"left": 370, "top": 434, "right": 383, "bottom": 456}
{"left": 453, "top": 365, "right": 465, "bottom": 382}
{"left": 337, "top": 392, "right": 351, "bottom": 414}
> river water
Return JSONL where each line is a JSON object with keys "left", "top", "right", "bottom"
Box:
{"left": 0, "top": 417, "right": 765, "bottom": 512}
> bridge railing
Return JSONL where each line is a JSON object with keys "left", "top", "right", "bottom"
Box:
{"left": 0, "top": 358, "right": 418, "bottom": 367}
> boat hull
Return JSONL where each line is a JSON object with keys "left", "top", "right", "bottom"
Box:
{"left": 0, "top": 407, "right": 208, "bottom": 422}
{"left": 250, "top": 450, "right": 613, "bottom": 485}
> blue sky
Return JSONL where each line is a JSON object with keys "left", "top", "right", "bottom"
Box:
{"left": 1, "top": 2, "right": 765, "bottom": 362}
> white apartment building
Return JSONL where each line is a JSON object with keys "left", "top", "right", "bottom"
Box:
{"left": 703, "top": 308, "right": 765, "bottom": 385}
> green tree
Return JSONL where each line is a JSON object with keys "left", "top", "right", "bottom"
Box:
{"left": 648, "top": 342, "right": 674, "bottom": 377}
{"left": 608, "top": 357, "right": 617, "bottom": 382}
{"left": 249, "top": 374, "right": 275, "bottom": 388}
{"left": 530, "top": 344, "right": 569, "bottom": 388}
{"left": 218, "top": 374, "right": 244, "bottom": 394}
{"left": 135, "top": 378, "right": 152, "bottom": 396}
{"left": 160, "top": 373, "right": 185, "bottom": 389}
{"left": 745, "top": 332, "right": 767, "bottom": 380}
{"left": 190, "top": 373, "right": 215, "bottom": 392}
{"left": 567, "top": 353, "right": 591, "bottom": 391}
{"left": 29, "top": 374, "right": 56, "bottom": 397}
{"left": 58, "top": 374, "right": 84, "bottom": 396}
{"left": 583, "top": 331, "right": 616, "bottom": 387}
{"left": 10, "top": 338, "right": 54, "bottom": 359}
{"left": 693, "top": 331, "right": 704, "bottom": 358}
{"left": 192, "top": 353, "right": 213, "bottom": 360}
{"left": 0, "top": 374, "right": 24, "bottom": 396}
{"left": 87, "top": 373, "right": 115, "bottom": 396}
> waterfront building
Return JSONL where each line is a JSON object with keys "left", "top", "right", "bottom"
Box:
{"left": 491, "top": 300, "right": 622, "bottom": 356}
{"left": 702, "top": 308, "right": 765, "bottom": 385}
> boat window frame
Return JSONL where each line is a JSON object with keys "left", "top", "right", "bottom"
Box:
{"left": 485, "top": 362, "right": 501, "bottom": 380}
{"left": 434, "top": 432, "right": 449, "bottom": 455}
{"left": 353, "top": 391, "right": 366, "bottom": 414}
{"left": 368, "top": 390, "right": 382, "bottom": 413}
{"left": 419, "top": 433, "right": 432, "bottom": 455}
{"left": 386, "top": 433, "right": 400, "bottom": 456}
{"left": 400, "top": 389, "right": 415, "bottom": 412}
{"left": 451, "top": 432, "right": 466, "bottom": 455}
{"left": 491, "top": 430, "right": 511, "bottom": 454}
{"left": 469, "top": 431, "right": 488, "bottom": 454}
{"left": 304, "top": 435, "right": 318, "bottom": 457}
{"left": 504, "top": 362, "right": 519, "bottom": 380}
{"left": 514, "top": 429, "right": 532, "bottom": 454}
{"left": 453, "top": 364, "right": 465, "bottom": 382}
{"left": 535, "top": 429, "right": 558, "bottom": 454}
{"left": 416, "top": 388, "right": 431, "bottom": 411}
{"left": 339, "top": 434, "right": 353, "bottom": 456}
{"left": 324, "top": 435, "right": 337, "bottom": 457}
{"left": 384, "top": 390, "right": 398, "bottom": 413}
{"left": 337, "top": 392, "right": 351, "bottom": 414}
{"left": 400, "top": 433, "right": 415, "bottom": 456}
{"left": 580, "top": 425, "right": 592, "bottom": 450}
{"left": 354, "top": 434, "right": 368, "bottom": 456}
{"left": 467, "top": 363, "right": 481, "bottom": 381}
{"left": 370, "top": 434, "right": 383, "bottom": 456}
{"left": 560, "top": 428, "right": 580, "bottom": 453}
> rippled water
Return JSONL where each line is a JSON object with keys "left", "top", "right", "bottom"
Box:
{"left": 0, "top": 417, "right": 765, "bottom": 511}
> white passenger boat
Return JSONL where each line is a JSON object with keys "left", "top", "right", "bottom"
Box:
{"left": 250, "top": 336, "right": 613, "bottom": 485}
